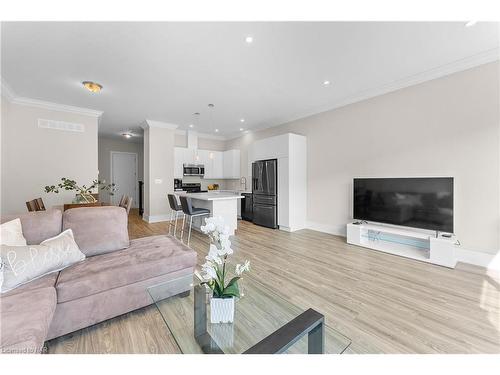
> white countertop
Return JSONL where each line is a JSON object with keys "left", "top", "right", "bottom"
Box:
{"left": 174, "top": 191, "right": 244, "bottom": 201}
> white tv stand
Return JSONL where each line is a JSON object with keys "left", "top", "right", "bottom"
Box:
{"left": 346, "top": 222, "right": 458, "bottom": 268}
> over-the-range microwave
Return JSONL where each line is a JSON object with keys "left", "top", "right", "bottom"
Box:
{"left": 183, "top": 164, "right": 205, "bottom": 177}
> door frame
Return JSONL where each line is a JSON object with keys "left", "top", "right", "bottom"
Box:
{"left": 110, "top": 151, "right": 138, "bottom": 206}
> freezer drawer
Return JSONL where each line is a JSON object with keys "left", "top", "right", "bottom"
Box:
{"left": 252, "top": 203, "right": 277, "bottom": 229}
{"left": 253, "top": 194, "right": 277, "bottom": 205}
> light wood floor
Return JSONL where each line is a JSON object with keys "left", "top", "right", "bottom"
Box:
{"left": 47, "top": 210, "right": 500, "bottom": 354}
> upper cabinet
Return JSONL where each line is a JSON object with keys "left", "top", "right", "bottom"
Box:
{"left": 223, "top": 150, "right": 241, "bottom": 179}
{"left": 174, "top": 147, "right": 240, "bottom": 179}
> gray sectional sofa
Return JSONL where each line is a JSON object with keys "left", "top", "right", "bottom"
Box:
{"left": 0, "top": 207, "right": 196, "bottom": 353}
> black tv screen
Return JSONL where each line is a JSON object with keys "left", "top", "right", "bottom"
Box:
{"left": 353, "top": 177, "right": 453, "bottom": 232}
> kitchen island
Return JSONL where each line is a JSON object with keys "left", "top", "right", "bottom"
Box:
{"left": 174, "top": 191, "right": 243, "bottom": 235}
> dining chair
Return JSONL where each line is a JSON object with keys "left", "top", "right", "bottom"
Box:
{"left": 119, "top": 195, "right": 133, "bottom": 215}
{"left": 118, "top": 194, "right": 126, "bottom": 207}
{"left": 26, "top": 198, "right": 46, "bottom": 212}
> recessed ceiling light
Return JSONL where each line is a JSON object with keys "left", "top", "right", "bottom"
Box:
{"left": 239, "top": 128, "right": 244, "bottom": 131}
{"left": 215, "top": 129, "right": 219, "bottom": 133}
{"left": 323, "top": 80, "right": 331, "bottom": 86}
{"left": 189, "top": 124, "right": 194, "bottom": 128}
{"left": 82, "top": 81, "right": 103, "bottom": 93}
{"left": 465, "top": 20, "right": 478, "bottom": 27}
{"left": 121, "top": 132, "right": 133, "bottom": 139}
{"left": 245, "top": 36, "right": 253, "bottom": 43}
{"left": 240, "top": 118, "right": 245, "bottom": 123}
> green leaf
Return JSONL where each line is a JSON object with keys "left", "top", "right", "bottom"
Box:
{"left": 226, "top": 276, "right": 240, "bottom": 289}
{"left": 222, "top": 281, "right": 240, "bottom": 298}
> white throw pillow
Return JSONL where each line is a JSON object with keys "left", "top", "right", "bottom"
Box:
{"left": 0, "top": 218, "right": 27, "bottom": 246}
{"left": 0, "top": 229, "right": 85, "bottom": 293}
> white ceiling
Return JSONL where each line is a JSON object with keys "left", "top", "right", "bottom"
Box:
{"left": 1, "top": 22, "right": 499, "bottom": 140}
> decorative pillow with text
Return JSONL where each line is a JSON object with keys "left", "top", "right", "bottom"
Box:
{"left": 0, "top": 229, "right": 85, "bottom": 293}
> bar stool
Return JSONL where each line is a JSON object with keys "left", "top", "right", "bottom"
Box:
{"left": 179, "top": 196, "right": 210, "bottom": 246}
{"left": 167, "top": 194, "right": 184, "bottom": 238}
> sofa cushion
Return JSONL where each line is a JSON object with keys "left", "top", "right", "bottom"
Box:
{"left": 2, "top": 273, "right": 58, "bottom": 298}
{"left": 1, "top": 209, "right": 62, "bottom": 245}
{"left": 62, "top": 206, "right": 129, "bottom": 257}
{"left": 55, "top": 235, "right": 197, "bottom": 303}
{"left": 0, "top": 287, "right": 57, "bottom": 354}
{"left": 1, "top": 218, "right": 27, "bottom": 246}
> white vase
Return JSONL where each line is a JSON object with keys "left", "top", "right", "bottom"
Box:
{"left": 210, "top": 297, "right": 235, "bottom": 323}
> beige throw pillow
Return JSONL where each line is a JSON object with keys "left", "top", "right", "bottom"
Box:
{"left": 0, "top": 218, "right": 27, "bottom": 246}
{"left": 0, "top": 229, "right": 85, "bottom": 293}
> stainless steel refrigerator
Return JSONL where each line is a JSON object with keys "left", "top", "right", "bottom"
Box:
{"left": 252, "top": 159, "right": 277, "bottom": 229}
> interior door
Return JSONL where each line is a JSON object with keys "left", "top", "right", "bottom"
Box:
{"left": 111, "top": 152, "right": 137, "bottom": 207}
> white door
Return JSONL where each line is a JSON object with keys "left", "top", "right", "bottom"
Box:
{"left": 111, "top": 152, "right": 137, "bottom": 206}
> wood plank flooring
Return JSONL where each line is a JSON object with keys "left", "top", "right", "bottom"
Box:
{"left": 47, "top": 210, "right": 500, "bottom": 354}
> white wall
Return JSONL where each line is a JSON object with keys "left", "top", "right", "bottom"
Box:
{"left": 226, "top": 62, "right": 500, "bottom": 254}
{"left": 143, "top": 123, "right": 176, "bottom": 222}
{"left": 1, "top": 99, "right": 99, "bottom": 214}
{"left": 97, "top": 136, "right": 143, "bottom": 205}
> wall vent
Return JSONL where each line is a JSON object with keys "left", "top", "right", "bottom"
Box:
{"left": 38, "top": 119, "right": 85, "bottom": 133}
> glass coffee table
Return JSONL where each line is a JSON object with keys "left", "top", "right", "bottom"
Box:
{"left": 147, "top": 274, "right": 351, "bottom": 354}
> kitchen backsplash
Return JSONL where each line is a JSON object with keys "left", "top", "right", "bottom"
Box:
{"left": 180, "top": 176, "right": 229, "bottom": 190}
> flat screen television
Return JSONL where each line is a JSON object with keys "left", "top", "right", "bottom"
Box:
{"left": 353, "top": 177, "right": 453, "bottom": 232}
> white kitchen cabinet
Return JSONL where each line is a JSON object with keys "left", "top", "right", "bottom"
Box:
{"left": 223, "top": 149, "right": 240, "bottom": 179}
{"left": 212, "top": 151, "right": 224, "bottom": 179}
{"left": 198, "top": 150, "right": 212, "bottom": 178}
{"left": 174, "top": 147, "right": 197, "bottom": 178}
{"left": 174, "top": 147, "right": 240, "bottom": 180}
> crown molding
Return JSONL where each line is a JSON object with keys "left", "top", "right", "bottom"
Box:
{"left": 226, "top": 48, "right": 500, "bottom": 141}
{"left": 175, "top": 129, "right": 227, "bottom": 141}
{"left": 141, "top": 119, "right": 179, "bottom": 130}
{"left": 11, "top": 96, "right": 103, "bottom": 118}
{"left": 1, "top": 76, "right": 103, "bottom": 118}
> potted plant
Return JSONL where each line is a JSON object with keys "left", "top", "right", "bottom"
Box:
{"left": 44, "top": 177, "right": 116, "bottom": 203}
{"left": 200, "top": 217, "right": 250, "bottom": 323}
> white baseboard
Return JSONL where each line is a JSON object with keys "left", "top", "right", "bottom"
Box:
{"left": 306, "top": 221, "right": 500, "bottom": 271}
{"left": 143, "top": 214, "right": 171, "bottom": 224}
{"left": 306, "top": 221, "right": 346, "bottom": 237}
{"left": 454, "top": 247, "right": 500, "bottom": 271}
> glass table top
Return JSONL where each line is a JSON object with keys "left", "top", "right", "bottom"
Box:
{"left": 147, "top": 274, "right": 351, "bottom": 354}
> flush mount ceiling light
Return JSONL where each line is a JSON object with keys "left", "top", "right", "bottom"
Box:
{"left": 82, "top": 81, "right": 103, "bottom": 93}
{"left": 240, "top": 118, "right": 245, "bottom": 123}
{"left": 245, "top": 36, "right": 253, "bottom": 43}
{"left": 121, "top": 132, "right": 133, "bottom": 139}
{"left": 465, "top": 20, "right": 478, "bottom": 27}
{"left": 239, "top": 128, "right": 244, "bottom": 131}
{"left": 215, "top": 129, "right": 219, "bottom": 133}
{"left": 323, "top": 80, "right": 331, "bottom": 86}
{"left": 189, "top": 124, "right": 194, "bottom": 128}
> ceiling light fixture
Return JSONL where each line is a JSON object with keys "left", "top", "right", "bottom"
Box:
{"left": 240, "top": 118, "right": 245, "bottom": 123}
{"left": 82, "top": 81, "right": 103, "bottom": 93}
{"left": 245, "top": 36, "right": 253, "bottom": 43}
{"left": 240, "top": 128, "right": 244, "bottom": 131}
{"left": 121, "top": 132, "right": 133, "bottom": 139}
{"left": 323, "top": 80, "right": 331, "bottom": 86}
{"left": 189, "top": 124, "right": 194, "bottom": 128}
{"left": 465, "top": 20, "right": 478, "bottom": 27}
{"left": 215, "top": 129, "right": 219, "bottom": 133}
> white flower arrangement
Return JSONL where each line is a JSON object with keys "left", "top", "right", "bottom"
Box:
{"left": 200, "top": 216, "right": 250, "bottom": 299}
